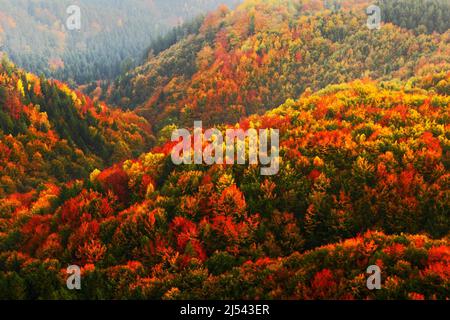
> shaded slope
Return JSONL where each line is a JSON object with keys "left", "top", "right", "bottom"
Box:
{"left": 107, "top": 0, "right": 450, "bottom": 131}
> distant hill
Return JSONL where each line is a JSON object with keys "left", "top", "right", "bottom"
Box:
{"left": 104, "top": 0, "right": 450, "bottom": 131}
{"left": 0, "top": 0, "right": 240, "bottom": 84}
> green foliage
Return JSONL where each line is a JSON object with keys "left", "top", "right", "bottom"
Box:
{"left": 377, "top": 0, "right": 450, "bottom": 34}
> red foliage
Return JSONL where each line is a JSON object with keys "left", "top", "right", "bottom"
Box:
{"left": 310, "top": 269, "right": 337, "bottom": 299}
{"left": 383, "top": 243, "right": 406, "bottom": 257}
{"left": 170, "top": 217, "right": 204, "bottom": 259}
{"left": 428, "top": 246, "right": 450, "bottom": 263}
{"left": 215, "top": 185, "right": 247, "bottom": 218}
{"left": 61, "top": 197, "right": 83, "bottom": 226}
{"left": 97, "top": 165, "right": 130, "bottom": 203}
{"left": 308, "top": 169, "right": 321, "bottom": 180}
{"left": 21, "top": 215, "right": 52, "bottom": 254}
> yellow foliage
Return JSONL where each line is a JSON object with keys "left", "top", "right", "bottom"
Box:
{"left": 17, "top": 79, "right": 24, "bottom": 96}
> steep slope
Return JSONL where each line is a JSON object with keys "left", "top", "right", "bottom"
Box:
{"left": 107, "top": 0, "right": 450, "bottom": 131}
{"left": 0, "top": 57, "right": 152, "bottom": 197}
{"left": 1, "top": 77, "right": 448, "bottom": 299}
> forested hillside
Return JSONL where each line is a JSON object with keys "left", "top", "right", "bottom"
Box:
{"left": 1, "top": 76, "right": 448, "bottom": 299}
{"left": 0, "top": 0, "right": 239, "bottom": 84}
{"left": 0, "top": 57, "right": 152, "bottom": 197}
{"left": 105, "top": 0, "right": 450, "bottom": 131}
{"left": 0, "top": 0, "right": 448, "bottom": 301}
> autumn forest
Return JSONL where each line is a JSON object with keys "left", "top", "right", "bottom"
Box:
{"left": 0, "top": 0, "right": 449, "bottom": 301}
